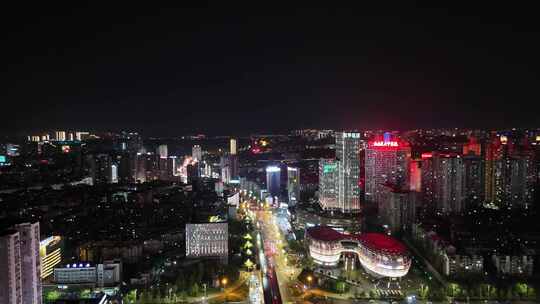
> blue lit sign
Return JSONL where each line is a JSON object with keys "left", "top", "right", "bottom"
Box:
{"left": 0, "top": 155, "right": 6, "bottom": 163}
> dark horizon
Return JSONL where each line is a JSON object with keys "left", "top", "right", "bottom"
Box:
{"left": 2, "top": 3, "right": 540, "bottom": 136}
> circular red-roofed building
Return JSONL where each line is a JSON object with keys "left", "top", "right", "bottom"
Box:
{"left": 306, "top": 226, "right": 411, "bottom": 278}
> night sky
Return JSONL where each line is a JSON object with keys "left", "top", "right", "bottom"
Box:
{"left": 2, "top": 3, "right": 539, "bottom": 136}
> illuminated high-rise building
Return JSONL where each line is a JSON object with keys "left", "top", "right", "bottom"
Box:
{"left": 463, "top": 154, "right": 484, "bottom": 204}
{"left": 319, "top": 159, "right": 338, "bottom": 211}
{"left": 55, "top": 131, "right": 66, "bottom": 141}
{"left": 192, "top": 145, "right": 202, "bottom": 162}
{"left": 1, "top": 222, "right": 43, "bottom": 304}
{"left": 287, "top": 166, "right": 300, "bottom": 205}
{"left": 365, "top": 134, "right": 411, "bottom": 205}
{"left": 422, "top": 152, "right": 465, "bottom": 213}
{"left": 484, "top": 135, "right": 537, "bottom": 208}
{"left": 335, "top": 132, "right": 362, "bottom": 212}
{"left": 409, "top": 159, "right": 422, "bottom": 192}
{"left": 507, "top": 150, "right": 536, "bottom": 208}
{"left": 230, "top": 138, "right": 237, "bottom": 155}
{"left": 463, "top": 136, "right": 481, "bottom": 156}
{"left": 266, "top": 165, "right": 281, "bottom": 198}
{"left": 0, "top": 230, "right": 22, "bottom": 304}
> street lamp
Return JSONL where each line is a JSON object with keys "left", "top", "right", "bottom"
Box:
{"left": 221, "top": 277, "right": 228, "bottom": 302}
{"left": 307, "top": 275, "right": 313, "bottom": 288}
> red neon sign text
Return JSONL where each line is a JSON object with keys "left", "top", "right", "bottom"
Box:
{"left": 372, "top": 141, "right": 399, "bottom": 147}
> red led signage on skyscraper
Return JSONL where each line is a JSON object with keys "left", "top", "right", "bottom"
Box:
{"left": 372, "top": 141, "right": 399, "bottom": 147}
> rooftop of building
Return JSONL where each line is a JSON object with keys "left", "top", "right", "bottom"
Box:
{"left": 306, "top": 225, "right": 408, "bottom": 255}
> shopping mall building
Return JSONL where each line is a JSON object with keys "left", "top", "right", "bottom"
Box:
{"left": 306, "top": 226, "right": 411, "bottom": 278}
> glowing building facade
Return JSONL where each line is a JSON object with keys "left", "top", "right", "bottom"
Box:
{"left": 266, "top": 166, "right": 281, "bottom": 198}
{"left": 306, "top": 226, "right": 411, "bottom": 278}
{"left": 185, "top": 223, "right": 228, "bottom": 258}
{"left": 287, "top": 166, "right": 300, "bottom": 205}
{"left": 484, "top": 136, "right": 537, "bottom": 208}
{"left": 230, "top": 138, "right": 237, "bottom": 155}
{"left": 192, "top": 145, "right": 202, "bottom": 162}
{"left": 422, "top": 152, "right": 465, "bottom": 213}
{"left": 319, "top": 159, "right": 338, "bottom": 211}
{"left": 335, "top": 132, "right": 362, "bottom": 212}
{"left": 39, "top": 236, "right": 62, "bottom": 279}
{"left": 365, "top": 135, "right": 411, "bottom": 204}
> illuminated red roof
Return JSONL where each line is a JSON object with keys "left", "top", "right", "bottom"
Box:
{"left": 306, "top": 226, "right": 345, "bottom": 242}
{"left": 359, "top": 233, "right": 407, "bottom": 255}
{"left": 307, "top": 226, "right": 408, "bottom": 255}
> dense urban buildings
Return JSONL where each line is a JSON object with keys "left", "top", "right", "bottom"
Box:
{"left": 1, "top": 127, "right": 539, "bottom": 304}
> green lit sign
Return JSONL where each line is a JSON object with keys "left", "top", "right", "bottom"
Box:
{"left": 0, "top": 155, "right": 6, "bottom": 163}
{"left": 323, "top": 163, "right": 336, "bottom": 173}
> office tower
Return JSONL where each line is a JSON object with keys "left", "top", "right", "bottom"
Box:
{"left": 192, "top": 145, "right": 202, "bottom": 162}
{"left": 365, "top": 134, "right": 411, "bottom": 205}
{"left": 220, "top": 155, "right": 231, "bottom": 184}
{"left": 0, "top": 230, "right": 22, "bottom": 304}
{"left": 335, "top": 131, "right": 362, "bottom": 213}
{"left": 187, "top": 162, "right": 200, "bottom": 184}
{"left": 39, "top": 236, "right": 62, "bottom": 279}
{"left": 220, "top": 153, "right": 238, "bottom": 183}
{"left": 87, "top": 154, "right": 113, "bottom": 184}
{"left": 380, "top": 184, "right": 416, "bottom": 233}
{"left": 229, "top": 154, "right": 239, "bottom": 180}
{"left": 157, "top": 145, "right": 168, "bottom": 159}
{"left": 230, "top": 138, "right": 237, "bottom": 155}
{"left": 463, "top": 154, "right": 484, "bottom": 204}
{"left": 287, "top": 166, "right": 300, "bottom": 205}
{"left": 266, "top": 165, "right": 281, "bottom": 198}
{"left": 55, "top": 131, "right": 66, "bottom": 141}
{"left": 116, "top": 153, "right": 134, "bottom": 184}
{"left": 319, "top": 159, "right": 338, "bottom": 211}
{"left": 142, "top": 153, "right": 159, "bottom": 181}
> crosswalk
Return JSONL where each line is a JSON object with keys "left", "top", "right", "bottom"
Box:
{"left": 373, "top": 289, "right": 403, "bottom": 298}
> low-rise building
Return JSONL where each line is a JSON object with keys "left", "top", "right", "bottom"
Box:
{"left": 53, "top": 260, "right": 122, "bottom": 287}
{"left": 492, "top": 255, "right": 534, "bottom": 276}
